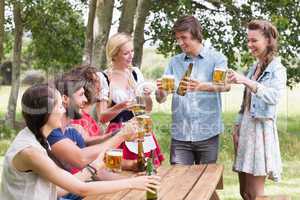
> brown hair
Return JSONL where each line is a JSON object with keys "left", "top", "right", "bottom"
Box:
{"left": 248, "top": 20, "right": 278, "bottom": 71}
{"left": 21, "top": 84, "right": 58, "bottom": 150}
{"left": 70, "top": 64, "right": 100, "bottom": 104}
{"left": 173, "top": 15, "right": 203, "bottom": 43}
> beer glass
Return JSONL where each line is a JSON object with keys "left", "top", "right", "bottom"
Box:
{"left": 136, "top": 114, "right": 152, "bottom": 137}
{"left": 129, "top": 96, "right": 146, "bottom": 116}
{"left": 105, "top": 148, "right": 123, "bottom": 172}
{"left": 213, "top": 67, "right": 227, "bottom": 85}
{"left": 161, "top": 75, "right": 175, "bottom": 93}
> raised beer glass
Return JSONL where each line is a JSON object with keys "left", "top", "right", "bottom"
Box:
{"left": 213, "top": 67, "right": 227, "bottom": 85}
{"left": 105, "top": 148, "right": 123, "bottom": 172}
{"left": 161, "top": 75, "right": 175, "bottom": 94}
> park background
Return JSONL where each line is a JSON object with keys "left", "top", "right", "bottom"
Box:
{"left": 0, "top": 0, "right": 299, "bottom": 199}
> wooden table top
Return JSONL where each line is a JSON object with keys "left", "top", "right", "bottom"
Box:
{"left": 84, "top": 164, "right": 224, "bottom": 200}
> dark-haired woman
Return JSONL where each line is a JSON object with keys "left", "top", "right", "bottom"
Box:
{"left": 228, "top": 20, "right": 286, "bottom": 200}
{"left": 0, "top": 84, "right": 160, "bottom": 200}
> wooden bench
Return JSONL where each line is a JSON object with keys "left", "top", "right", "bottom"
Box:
{"left": 256, "top": 195, "right": 291, "bottom": 200}
{"left": 84, "top": 164, "right": 224, "bottom": 200}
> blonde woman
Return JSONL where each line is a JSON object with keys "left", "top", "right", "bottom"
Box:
{"left": 96, "top": 33, "right": 164, "bottom": 170}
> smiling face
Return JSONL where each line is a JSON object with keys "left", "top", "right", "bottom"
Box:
{"left": 113, "top": 41, "right": 134, "bottom": 68}
{"left": 63, "top": 87, "right": 87, "bottom": 119}
{"left": 247, "top": 29, "right": 269, "bottom": 60}
{"left": 175, "top": 31, "right": 201, "bottom": 56}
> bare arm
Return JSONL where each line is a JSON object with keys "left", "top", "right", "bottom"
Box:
{"left": 13, "top": 147, "right": 160, "bottom": 197}
{"left": 96, "top": 100, "right": 129, "bottom": 123}
{"left": 188, "top": 79, "right": 231, "bottom": 92}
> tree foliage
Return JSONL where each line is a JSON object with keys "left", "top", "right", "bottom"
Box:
{"left": 23, "top": 0, "right": 85, "bottom": 71}
{"left": 149, "top": 0, "right": 300, "bottom": 86}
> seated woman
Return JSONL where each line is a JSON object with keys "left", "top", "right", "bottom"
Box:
{"left": 0, "top": 84, "right": 160, "bottom": 200}
{"left": 96, "top": 32, "right": 164, "bottom": 170}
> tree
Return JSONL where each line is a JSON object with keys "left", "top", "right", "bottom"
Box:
{"left": 92, "top": 0, "right": 114, "bottom": 69}
{"left": 24, "top": 0, "right": 85, "bottom": 72}
{"left": 83, "top": 0, "right": 97, "bottom": 64}
{"left": 5, "top": 0, "right": 23, "bottom": 127}
{"left": 117, "top": 0, "right": 137, "bottom": 34}
{"left": 0, "top": 0, "right": 4, "bottom": 63}
{"left": 149, "top": 0, "right": 300, "bottom": 86}
{"left": 132, "top": 0, "right": 151, "bottom": 68}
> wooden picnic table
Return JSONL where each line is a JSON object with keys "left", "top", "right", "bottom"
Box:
{"left": 84, "top": 164, "right": 224, "bottom": 200}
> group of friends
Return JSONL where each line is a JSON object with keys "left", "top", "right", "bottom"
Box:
{"left": 0, "top": 15, "right": 286, "bottom": 200}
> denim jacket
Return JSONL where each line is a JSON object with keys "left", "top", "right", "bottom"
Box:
{"left": 235, "top": 57, "right": 287, "bottom": 124}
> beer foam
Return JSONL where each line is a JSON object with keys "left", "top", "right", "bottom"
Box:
{"left": 107, "top": 150, "right": 123, "bottom": 156}
{"left": 214, "top": 67, "right": 226, "bottom": 71}
{"left": 137, "top": 115, "right": 150, "bottom": 119}
{"left": 162, "top": 75, "right": 175, "bottom": 79}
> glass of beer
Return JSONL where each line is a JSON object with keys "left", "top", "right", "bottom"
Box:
{"left": 129, "top": 96, "right": 146, "bottom": 116}
{"left": 136, "top": 114, "right": 153, "bottom": 137}
{"left": 213, "top": 67, "right": 227, "bottom": 85}
{"left": 161, "top": 75, "right": 175, "bottom": 93}
{"left": 105, "top": 148, "right": 123, "bottom": 172}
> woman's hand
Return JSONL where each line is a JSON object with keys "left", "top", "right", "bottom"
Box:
{"left": 119, "top": 121, "right": 139, "bottom": 141}
{"left": 232, "top": 125, "right": 240, "bottom": 155}
{"left": 227, "top": 70, "right": 247, "bottom": 84}
{"left": 128, "top": 175, "right": 161, "bottom": 193}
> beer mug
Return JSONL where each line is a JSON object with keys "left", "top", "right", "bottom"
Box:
{"left": 161, "top": 75, "right": 175, "bottom": 93}
{"left": 136, "top": 114, "right": 153, "bottom": 137}
{"left": 105, "top": 148, "right": 123, "bottom": 172}
{"left": 213, "top": 67, "right": 227, "bottom": 85}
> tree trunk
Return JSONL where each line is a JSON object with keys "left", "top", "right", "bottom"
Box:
{"left": 0, "top": 0, "right": 4, "bottom": 63}
{"left": 5, "top": 1, "right": 23, "bottom": 127}
{"left": 133, "top": 0, "right": 151, "bottom": 68}
{"left": 82, "top": 0, "right": 97, "bottom": 65}
{"left": 92, "top": 0, "right": 114, "bottom": 70}
{"left": 118, "top": 0, "right": 137, "bottom": 34}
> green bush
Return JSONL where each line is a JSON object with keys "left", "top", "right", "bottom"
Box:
{"left": 0, "top": 124, "right": 18, "bottom": 156}
{"left": 142, "top": 66, "right": 164, "bottom": 80}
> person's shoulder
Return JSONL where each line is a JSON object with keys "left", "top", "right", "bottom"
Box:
{"left": 204, "top": 45, "right": 225, "bottom": 58}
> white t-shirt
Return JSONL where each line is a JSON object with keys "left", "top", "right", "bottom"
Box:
{"left": 0, "top": 128, "right": 57, "bottom": 200}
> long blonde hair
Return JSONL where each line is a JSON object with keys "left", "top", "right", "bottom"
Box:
{"left": 106, "top": 32, "right": 133, "bottom": 67}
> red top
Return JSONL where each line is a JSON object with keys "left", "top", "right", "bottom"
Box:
{"left": 71, "top": 111, "right": 102, "bottom": 136}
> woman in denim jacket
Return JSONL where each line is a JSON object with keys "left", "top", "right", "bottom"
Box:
{"left": 228, "top": 20, "right": 287, "bottom": 200}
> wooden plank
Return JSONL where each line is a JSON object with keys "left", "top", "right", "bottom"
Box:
{"left": 161, "top": 165, "right": 207, "bottom": 200}
{"left": 209, "top": 191, "right": 220, "bottom": 200}
{"left": 120, "top": 165, "right": 173, "bottom": 200}
{"left": 83, "top": 171, "right": 136, "bottom": 200}
{"left": 185, "top": 164, "right": 224, "bottom": 200}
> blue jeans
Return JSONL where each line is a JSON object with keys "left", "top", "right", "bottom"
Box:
{"left": 59, "top": 193, "right": 82, "bottom": 200}
{"left": 170, "top": 135, "right": 219, "bottom": 165}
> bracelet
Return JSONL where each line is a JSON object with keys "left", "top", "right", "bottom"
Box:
{"left": 86, "top": 164, "right": 98, "bottom": 181}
